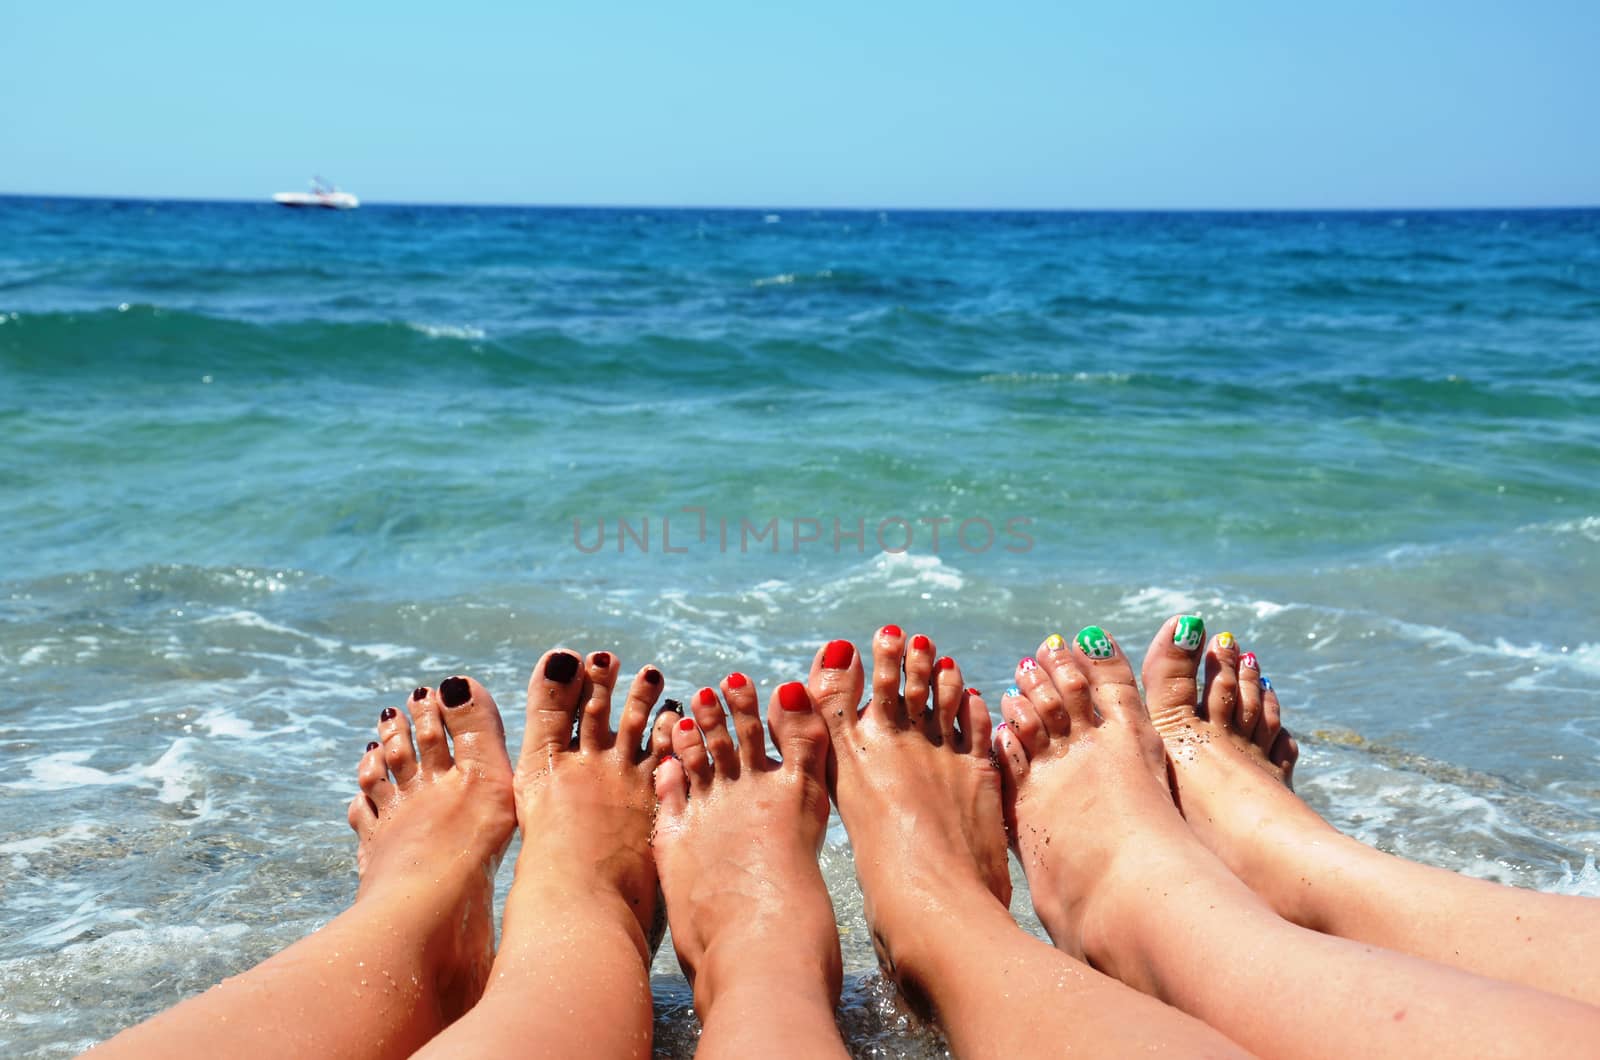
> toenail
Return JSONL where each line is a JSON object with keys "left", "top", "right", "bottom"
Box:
{"left": 1005, "top": 685, "right": 1021, "bottom": 698}
{"left": 965, "top": 687, "right": 981, "bottom": 697}
{"left": 1018, "top": 657, "right": 1037, "bottom": 672}
{"left": 411, "top": 686, "right": 427, "bottom": 701}
{"left": 592, "top": 651, "right": 612, "bottom": 670}
{"left": 643, "top": 668, "right": 663, "bottom": 686}
{"left": 1216, "top": 632, "right": 1236, "bottom": 651}
{"left": 778, "top": 681, "right": 810, "bottom": 712}
{"left": 881, "top": 624, "right": 902, "bottom": 639}
{"left": 995, "top": 722, "right": 1008, "bottom": 731}
{"left": 1261, "top": 676, "right": 1273, "bottom": 690}
{"left": 910, "top": 634, "right": 931, "bottom": 651}
{"left": 1075, "top": 625, "right": 1116, "bottom": 660}
{"left": 365, "top": 741, "right": 379, "bottom": 752}
{"left": 379, "top": 706, "right": 397, "bottom": 721}
{"left": 677, "top": 717, "right": 697, "bottom": 732}
{"left": 822, "top": 639, "right": 854, "bottom": 669}
{"left": 1044, "top": 633, "right": 1065, "bottom": 651}
{"left": 544, "top": 652, "right": 580, "bottom": 683}
{"left": 698, "top": 686, "right": 718, "bottom": 705}
{"left": 1174, "top": 616, "right": 1205, "bottom": 651}
{"left": 1240, "top": 652, "right": 1259, "bottom": 671}
{"left": 662, "top": 698, "right": 683, "bottom": 714}
{"left": 726, "top": 672, "right": 748, "bottom": 689}
{"left": 931, "top": 656, "right": 952, "bottom": 671}
{"left": 440, "top": 676, "right": 472, "bottom": 707}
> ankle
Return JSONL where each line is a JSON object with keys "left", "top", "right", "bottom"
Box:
{"left": 695, "top": 941, "right": 841, "bottom": 1019}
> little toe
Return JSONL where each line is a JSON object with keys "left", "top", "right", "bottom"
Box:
{"left": 672, "top": 716, "right": 714, "bottom": 792}
{"left": 347, "top": 790, "right": 377, "bottom": 834}
{"left": 993, "top": 722, "right": 1030, "bottom": 837}
{"left": 617, "top": 665, "right": 665, "bottom": 757}
{"left": 808, "top": 638, "right": 864, "bottom": 738}
{"left": 1068, "top": 624, "right": 1144, "bottom": 726}
{"left": 1036, "top": 632, "right": 1096, "bottom": 728}
{"left": 768, "top": 681, "right": 831, "bottom": 786}
{"left": 577, "top": 651, "right": 620, "bottom": 750}
{"left": 358, "top": 741, "right": 396, "bottom": 811}
{"left": 1017, "top": 651, "right": 1074, "bottom": 736}
{"left": 1255, "top": 681, "right": 1284, "bottom": 754}
{"left": 1000, "top": 685, "right": 1048, "bottom": 756}
{"left": 690, "top": 686, "right": 739, "bottom": 778}
{"left": 1271, "top": 728, "right": 1299, "bottom": 788}
{"left": 654, "top": 754, "right": 689, "bottom": 817}
{"left": 377, "top": 705, "right": 419, "bottom": 787}
{"left": 1139, "top": 615, "right": 1206, "bottom": 730}
{"left": 722, "top": 671, "right": 767, "bottom": 769}
{"left": 902, "top": 631, "right": 936, "bottom": 726}
{"left": 522, "top": 649, "right": 585, "bottom": 763}
{"left": 436, "top": 675, "right": 511, "bottom": 775}
{"left": 867, "top": 625, "right": 909, "bottom": 726}
{"left": 930, "top": 654, "right": 964, "bottom": 742}
{"left": 957, "top": 687, "right": 992, "bottom": 756}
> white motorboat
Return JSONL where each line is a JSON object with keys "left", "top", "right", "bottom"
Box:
{"left": 273, "top": 177, "right": 359, "bottom": 210}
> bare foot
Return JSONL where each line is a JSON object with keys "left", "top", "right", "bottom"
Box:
{"left": 815, "top": 629, "right": 1248, "bottom": 1057}
{"left": 807, "top": 628, "right": 1007, "bottom": 1005}
{"left": 347, "top": 675, "right": 517, "bottom": 1022}
{"left": 652, "top": 670, "right": 844, "bottom": 1057}
{"left": 1143, "top": 620, "right": 1600, "bottom": 1007}
{"left": 411, "top": 649, "right": 677, "bottom": 1059}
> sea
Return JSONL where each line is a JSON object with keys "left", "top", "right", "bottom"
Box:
{"left": 2, "top": 196, "right": 1598, "bottom": 1056}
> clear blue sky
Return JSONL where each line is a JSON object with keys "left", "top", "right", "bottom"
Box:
{"left": 4, "top": 0, "right": 1596, "bottom": 208}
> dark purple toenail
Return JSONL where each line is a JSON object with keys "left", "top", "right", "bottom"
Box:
{"left": 379, "top": 707, "right": 397, "bottom": 721}
{"left": 440, "top": 676, "right": 471, "bottom": 707}
{"left": 592, "top": 651, "right": 612, "bottom": 670}
{"left": 366, "top": 741, "right": 380, "bottom": 752}
{"left": 544, "top": 652, "right": 580, "bottom": 683}
{"left": 411, "top": 687, "right": 427, "bottom": 701}
{"left": 643, "top": 668, "right": 662, "bottom": 686}
{"left": 663, "top": 698, "right": 682, "bottom": 713}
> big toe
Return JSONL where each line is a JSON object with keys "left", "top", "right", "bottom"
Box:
{"left": 434, "top": 675, "right": 511, "bottom": 776}
{"left": 521, "top": 648, "right": 585, "bottom": 763}
{"left": 1141, "top": 614, "right": 1206, "bottom": 732}
{"left": 807, "top": 638, "right": 864, "bottom": 738}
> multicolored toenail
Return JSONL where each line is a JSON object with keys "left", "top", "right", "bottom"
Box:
{"left": 1005, "top": 685, "right": 1021, "bottom": 698}
{"left": 1173, "top": 616, "right": 1205, "bottom": 651}
{"left": 1261, "top": 676, "right": 1273, "bottom": 690}
{"left": 1019, "top": 657, "right": 1038, "bottom": 672}
{"left": 1240, "top": 652, "right": 1259, "bottom": 671}
{"left": 1216, "top": 632, "right": 1236, "bottom": 651}
{"left": 1044, "top": 633, "right": 1066, "bottom": 651}
{"left": 1075, "top": 625, "right": 1115, "bottom": 660}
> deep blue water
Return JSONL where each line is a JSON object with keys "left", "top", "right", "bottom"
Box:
{"left": 2, "top": 197, "right": 1598, "bottom": 1055}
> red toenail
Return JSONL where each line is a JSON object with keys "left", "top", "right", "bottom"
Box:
{"left": 778, "top": 682, "right": 810, "bottom": 712}
{"left": 937, "top": 656, "right": 957, "bottom": 671}
{"left": 365, "top": 741, "right": 379, "bottom": 752}
{"left": 678, "top": 717, "right": 697, "bottom": 732}
{"left": 1019, "top": 657, "right": 1038, "bottom": 672}
{"left": 643, "top": 668, "right": 663, "bottom": 686}
{"left": 726, "top": 672, "right": 748, "bottom": 689}
{"left": 411, "top": 687, "right": 427, "bottom": 701}
{"left": 379, "top": 706, "right": 397, "bottom": 721}
{"left": 966, "top": 687, "right": 980, "bottom": 697}
{"left": 698, "top": 686, "right": 717, "bottom": 705}
{"left": 1240, "top": 652, "right": 1259, "bottom": 670}
{"left": 911, "top": 634, "right": 931, "bottom": 651}
{"left": 593, "top": 651, "right": 612, "bottom": 669}
{"left": 822, "top": 640, "right": 854, "bottom": 669}
{"left": 881, "top": 624, "right": 902, "bottom": 639}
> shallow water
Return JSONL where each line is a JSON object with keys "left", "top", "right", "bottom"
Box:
{"left": 1, "top": 199, "right": 1598, "bottom": 1055}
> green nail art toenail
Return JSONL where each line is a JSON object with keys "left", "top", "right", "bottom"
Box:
{"left": 1173, "top": 616, "right": 1205, "bottom": 651}
{"left": 1075, "top": 625, "right": 1115, "bottom": 660}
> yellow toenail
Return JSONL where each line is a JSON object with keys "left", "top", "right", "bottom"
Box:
{"left": 1217, "top": 632, "right": 1236, "bottom": 650}
{"left": 1044, "top": 633, "right": 1065, "bottom": 651}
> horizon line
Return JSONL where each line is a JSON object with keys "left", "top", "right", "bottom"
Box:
{"left": 2, "top": 191, "right": 1598, "bottom": 214}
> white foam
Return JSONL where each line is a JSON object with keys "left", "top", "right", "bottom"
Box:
{"left": 0, "top": 822, "right": 96, "bottom": 856}
{"left": 406, "top": 321, "right": 486, "bottom": 340}
{"left": 5, "top": 739, "right": 201, "bottom": 805}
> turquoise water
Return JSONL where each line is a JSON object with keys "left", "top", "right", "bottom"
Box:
{"left": 2, "top": 197, "right": 1599, "bottom": 1055}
